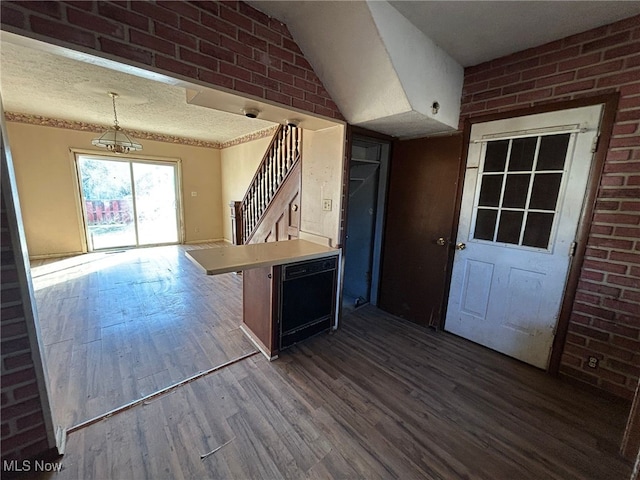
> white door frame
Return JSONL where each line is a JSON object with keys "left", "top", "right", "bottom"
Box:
{"left": 444, "top": 95, "right": 619, "bottom": 373}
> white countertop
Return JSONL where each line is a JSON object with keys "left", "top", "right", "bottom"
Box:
{"left": 186, "top": 239, "right": 339, "bottom": 275}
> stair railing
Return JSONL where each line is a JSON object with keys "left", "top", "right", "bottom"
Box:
{"left": 239, "top": 125, "right": 301, "bottom": 244}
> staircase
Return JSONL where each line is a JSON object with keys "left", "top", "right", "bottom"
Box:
{"left": 238, "top": 125, "right": 302, "bottom": 244}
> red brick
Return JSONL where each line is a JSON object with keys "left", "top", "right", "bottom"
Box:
{"left": 295, "top": 55, "right": 313, "bottom": 71}
{"left": 197, "top": 69, "right": 233, "bottom": 89}
{"left": 588, "top": 339, "right": 636, "bottom": 361}
{"left": 596, "top": 367, "right": 627, "bottom": 384}
{"left": 606, "top": 149, "right": 632, "bottom": 162}
{"left": 577, "top": 59, "right": 624, "bottom": 79}
{"left": 265, "top": 90, "right": 291, "bottom": 106}
{"left": 281, "top": 84, "right": 304, "bottom": 100}
{"left": 1, "top": 336, "right": 31, "bottom": 356}
{"left": 221, "top": 35, "right": 253, "bottom": 58}
{"left": 132, "top": 1, "right": 179, "bottom": 27}
{"left": 559, "top": 364, "right": 599, "bottom": 385}
{"left": 486, "top": 95, "right": 519, "bottom": 111}
{"left": 0, "top": 4, "right": 26, "bottom": 28}
{"left": 598, "top": 70, "right": 640, "bottom": 88}
{"left": 535, "top": 72, "right": 576, "bottom": 88}
{"left": 613, "top": 123, "right": 639, "bottom": 135}
{"left": 200, "top": 41, "right": 235, "bottom": 63}
{"left": 609, "top": 15, "right": 640, "bottom": 33}
{"left": 268, "top": 68, "right": 293, "bottom": 86}
{"left": 233, "top": 79, "right": 263, "bottom": 97}
{"left": 268, "top": 17, "right": 291, "bottom": 37}
{"left": 609, "top": 136, "right": 640, "bottom": 148}
{"left": 19, "top": 439, "right": 52, "bottom": 460}
{"left": 130, "top": 29, "right": 175, "bottom": 56}
{"left": 220, "top": 62, "right": 251, "bottom": 82}
{"left": 19, "top": 0, "right": 62, "bottom": 18}
{"left": 13, "top": 382, "right": 39, "bottom": 401}
{"left": 503, "top": 80, "right": 536, "bottom": 95}
{"left": 463, "top": 80, "right": 489, "bottom": 95}
{"left": 466, "top": 66, "right": 506, "bottom": 85}
{"left": 626, "top": 54, "right": 640, "bottom": 68}
{"left": 554, "top": 79, "right": 596, "bottom": 95}
{"left": 161, "top": 1, "right": 200, "bottom": 20}
{"left": 100, "top": 37, "right": 152, "bottom": 65}
{"left": 473, "top": 88, "right": 503, "bottom": 101}
{"left": 561, "top": 352, "right": 583, "bottom": 366}
{"left": 621, "top": 201, "right": 640, "bottom": 211}
{"left": 617, "top": 109, "right": 640, "bottom": 122}
{"left": 592, "top": 319, "right": 639, "bottom": 338}
{"left": 251, "top": 73, "right": 278, "bottom": 90}
{"left": 239, "top": 2, "right": 269, "bottom": 26}
{"left": 504, "top": 57, "right": 540, "bottom": 75}
{"left": 254, "top": 23, "right": 281, "bottom": 45}
{"left": 291, "top": 98, "right": 315, "bottom": 112}
{"left": 629, "top": 176, "right": 640, "bottom": 185}
{"left": 180, "top": 18, "right": 221, "bottom": 45}
{"left": 191, "top": 0, "right": 219, "bottom": 15}
{"left": 588, "top": 237, "right": 634, "bottom": 249}
{"left": 604, "top": 41, "right": 640, "bottom": 61}
{"left": 582, "top": 32, "right": 632, "bottom": 54}
{"left": 97, "top": 2, "right": 149, "bottom": 31}
{"left": 590, "top": 225, "right": 614, "bottom": 236}
{"left": 540, "top": 46, "right": 581, "bottom": 64}
{"left": 558, "top": 52, "right": 602, "bottom": 71}
{"left": 573, "top": 301, "right": 616, "bottom": 320}
{"left": 584, "top": 247, "right": 608, "bottom": 259}
{"left": 238, "top": 30, "right": 267, "bottom": 51}
{"left": 66, "top": 7, "right": 124, "bottom": 39}
{"left": 219, "top": 3, "right": 253, "bottom": 32}
{"left": 599, "top": 188, "right": 640, "bottom": 199}
{"left": 619, "top": 95, "right": 640, "bottom": 109}
{"left": 30, "top": 16, "right": 96, "bottom": 49}
{"left": 268, "top": 44, "right": 294, "bottom": 63}
{"left": 622, "top": 290, "right": 640, "bottom": 303}
{"left": 610, "top": 251, "right": 640, "bottom": 264}
{"left": 180, "top": 47, "right": 219, "bottom": 70}
{"left": 314, "top": 104, "right": 336, "bottom": 118}
{"left": 608, "top": 274, "right": 640, "bottom": 288}
{"left": 593, "top": 213, "right": 640, "bottom": 224}
{"left": 3, "top": 424, "right": 47, "bottom": 452}
{"left": 201, "top": 11, "right": 237, "bottom": 38}
{"left": 563, "top": 25, "right": 610, "bottom": 47}
{"left": 571, "top": 323, "right": 611, "bottom": 341}
{"left": 521, "top": 64, "right": 557, "bottom": 81}
{"left": 603, "top": 298, "right": 640, "bottom": 314}
{"left": 566, "top": 332, "right": 588, "bottom": 346}
{"left": 1, "top": 397, "right": 41, "bottom": 420}
{"left": 607, "top": 358, "right": 640, "bottom": 376}
{"left": 155, "top": 22, "right": 197, "bottom": 50}
{"left": 3, "top": 353, "right": 33, "bottom": 372}
{"left": 570, "top": 312, "right": 592, "bottom": 325}
{"left": 305, "top": 91, "right": 327, "bottom": 106}
{"left": 615, "top": 226, "right": 640, "bottom": 238}
{"left": 283, "top": 37, "right": 303, "bottom": 55}
{"left": 617, "top": 313, "right": 640, "bottom": 328}
{"left": 601, "top": 175, "right": 625, "bottom": 186}
{"left": 155, "top": 55, "right": 197, "bottom": 78}
{"left": 517, "top": 88, "right": 553, "bottom": 103}
{"left": 237, "top": 55, "right": 266, "bottom": 75}
{"left": 282, "top": 61, "right": 306, "bottom": 78}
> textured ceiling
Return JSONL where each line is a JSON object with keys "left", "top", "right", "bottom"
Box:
{"left": 0, "top": 41, "right": 276, "bottom": 144}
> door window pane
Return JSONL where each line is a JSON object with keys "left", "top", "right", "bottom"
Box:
{"left": 508, "top": 137, "right": 537, "bottom": 171}
{"left": 537, "top": 134, "right": 570, "bottom": 170}
{"left": 523, "top": 213, "right": 554, "bottom": 248}
{"left": 529, "top": 173, "right": 563, "bottom": 211}
{"left": 478, "top": 175, "right": 503, "bottom": 207}
{"left": 502, "top": 174, "right": 530, "bottom": 209}
{"left": 496, "top": 211, "right": 523, "bottom": 244}
{"left": 484, "top": 140, "right": 509, "bottom": 172}
{"left": 474, "top": 209, "right": 497, "bottom": 241}
{"left": 133, "top": 163, "right": 179, "bottom": 245}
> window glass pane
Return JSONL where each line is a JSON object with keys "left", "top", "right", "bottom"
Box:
{"left": 474, "top": 209, "right": 497, "bottom": 240}
{"left": 537, "top": 134, "right": 570, "bottom": 171}
{"left": 478, "top": 175, "right": 503, "bottom": 207}
{"left": 523, "top": 212, "right": 554, "bottom": 248}
{"left": 484, "top": 140, "right": 509, "bottom": 172}
{"left": 508, "top": 137, "right": 537, "bottom": 171}
{"left": 496, "top": 210, "right": 523, "bottom": 244}
{"left": 529, "top": 173, "right": 563, "bottom": 211}
{"left": 502, "top": 174, "right": 530, "bottom": 208}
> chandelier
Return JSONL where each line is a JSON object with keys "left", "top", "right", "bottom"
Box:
{"left": 91, "top": 92, "right": 142, "bottom": 154}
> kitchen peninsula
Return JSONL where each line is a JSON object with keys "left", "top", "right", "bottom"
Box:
{"left": 186, "top": 239, "right": 341, "bottom": 360}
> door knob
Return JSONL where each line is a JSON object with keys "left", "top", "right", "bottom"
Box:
{"left": 455, "top": 242, "right": 466, "bottom": 250}
{"left": 436, "top": 237, "right": 447, "bottom": 246}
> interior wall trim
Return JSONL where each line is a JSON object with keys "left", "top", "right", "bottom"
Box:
{"left": 4, "top": 112, "right": 279, "bottom": 149}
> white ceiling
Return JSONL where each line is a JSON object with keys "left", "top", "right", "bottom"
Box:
{"left": 2, "top": 1, "right": 640, "bottom": 141}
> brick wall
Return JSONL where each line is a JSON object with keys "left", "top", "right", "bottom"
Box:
{"left": 1, "top": 193, "right": 51, "bottom": 463}
{"left": 0, "top": 0, "right": 343, "bottom": 120}
{"left": 461, "top": 15, "right": 640, "bottom": 399}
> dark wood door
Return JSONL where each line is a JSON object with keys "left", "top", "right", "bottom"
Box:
{"left": 379, "top": 134, "right": 463, "bottom": 327}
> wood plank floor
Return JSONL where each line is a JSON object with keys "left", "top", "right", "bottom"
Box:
{"left": 31, "top": 243, "right": 257, "bottom": 429}
{"left": 32, "top": 288, "right": 632, "bottom": 479}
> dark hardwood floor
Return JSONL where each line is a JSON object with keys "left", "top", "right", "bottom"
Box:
{"left": 30, "top": 246, "right": 632, "bottom": 480}
{"left": 31, "top": 243, "right": 257, "bottom": 429}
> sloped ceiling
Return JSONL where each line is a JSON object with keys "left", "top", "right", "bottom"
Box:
{"left": 250, "top": 0, "right": 640, "bottom": 138}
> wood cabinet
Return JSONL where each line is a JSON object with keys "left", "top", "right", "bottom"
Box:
{"left": 242, "top": 265, "right": 281, "bottom": 359}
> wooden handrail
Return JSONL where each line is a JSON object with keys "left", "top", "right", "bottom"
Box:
{"left": 238, "top": 125, "right": 301, "bottom": 244}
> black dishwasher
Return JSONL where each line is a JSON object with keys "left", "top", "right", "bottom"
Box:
{"left": 280, "top": 256, "right": 338, "bottom": 350}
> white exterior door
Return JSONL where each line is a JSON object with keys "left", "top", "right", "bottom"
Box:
{"left": 445, "top": 104, "right": 603, "bottom": 369}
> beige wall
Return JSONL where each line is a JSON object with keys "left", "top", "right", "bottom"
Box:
{"left": 301, "top": 125, "right": 346, "bottom": 246}
{"left": 219, "top": 136, "right": 271, "bottom": 243}
{"left": 6, "top": 122, "right": 222, "bottom": 257}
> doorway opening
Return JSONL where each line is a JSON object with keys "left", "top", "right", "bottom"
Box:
{"left": 343, "top": 135, "right": 390, "bottom": 312}
{"left": 76, "top": 155, "right": 182, "bottom": 251}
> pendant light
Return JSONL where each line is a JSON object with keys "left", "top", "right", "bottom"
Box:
{"left": 91, "top": 92, "right": 142, "bottom": 154}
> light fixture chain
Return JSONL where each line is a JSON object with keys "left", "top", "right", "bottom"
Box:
{"left": 111, "top": 93, "right": 119, "bottom": 127}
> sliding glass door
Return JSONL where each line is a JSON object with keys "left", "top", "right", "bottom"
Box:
{"left": 77, "top": 155, "right": 180, "bottom": 251}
